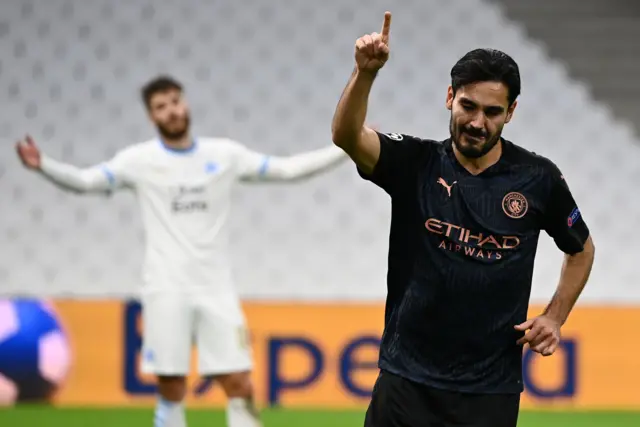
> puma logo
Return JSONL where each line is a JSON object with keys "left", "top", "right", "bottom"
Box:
{"left": 437, "top": 177, "right": 457, "bottom": 197}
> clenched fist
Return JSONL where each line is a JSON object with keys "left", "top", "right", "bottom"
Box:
{"left": 16, "top": 135, "right": 42, "bottom": 170}
{"left": 355, "top": 11, "right": 391, "bottom": 73}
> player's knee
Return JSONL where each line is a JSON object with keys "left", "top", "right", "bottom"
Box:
{"left": 216, "top": 372, "right": 253, "bottom": 398}
{"left": 157, "top": 375, "right": 187, "bottom": 402}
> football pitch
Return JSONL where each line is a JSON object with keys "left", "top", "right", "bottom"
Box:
{"left": 1, "top": 407, "right": 639, "bottom": 426}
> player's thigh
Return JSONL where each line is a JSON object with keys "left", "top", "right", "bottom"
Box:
{"left": 455, "top": 392, "right": 520, "bottom": 427}
{"left": 140, "top": 292, "right": 193, "bottom": 375}
{"left": 194, "top": 295, "right": 252, "bottom": 375}
{"left": 424, "top": 386, "right": 520, "bottom": 427}
{"left": 364, "top": 370, "right": 436, "bottom": 427}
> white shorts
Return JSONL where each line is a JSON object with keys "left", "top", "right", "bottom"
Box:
{"left": 140, "top": 292, "right": 253, "bottom": 376}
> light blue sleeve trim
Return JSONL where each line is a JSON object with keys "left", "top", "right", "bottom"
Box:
{"left": 101, "top": 165, "right": 115, "bottom": 186}
{"left": 258, "top": 156, "right": 270, "bottom": 176}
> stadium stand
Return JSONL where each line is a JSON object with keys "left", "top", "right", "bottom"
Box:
{"left": 493, "top": 0, "right": 640, "bottom": 139}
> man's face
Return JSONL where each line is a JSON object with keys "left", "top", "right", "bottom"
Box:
{"left": 148, "top": 89, "right": 190, "bottom": 140}
{"left": 446, "top": 81, "right": 516, "bottom": 159}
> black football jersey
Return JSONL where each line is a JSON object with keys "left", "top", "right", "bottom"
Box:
{"left": 358, "top": 131, "right": 590, "bottom": 393}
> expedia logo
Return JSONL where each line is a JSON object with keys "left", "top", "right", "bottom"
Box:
{"left": 425, "top": 218, "right": 520, "bottom": 260}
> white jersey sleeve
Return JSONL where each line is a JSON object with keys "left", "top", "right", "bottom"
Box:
{"left": 100, "top": 147, "right": 139, "bottom": 189}
{"left": 231, "top": 142, "right": 271, "bottom": 181}
{"left": 39, "top": 146, "right": 140, "bottom": 193}
{"left": 230, "top": 139, "right": 347, "bottom": 182}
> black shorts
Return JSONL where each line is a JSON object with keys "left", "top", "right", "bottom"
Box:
{"left": 364, "top": 370, "right": 520, "bottom": 427}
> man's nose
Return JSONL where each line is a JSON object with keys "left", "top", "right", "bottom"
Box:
{"left": 468, "top": 113, "right": 486, "bottom": 130}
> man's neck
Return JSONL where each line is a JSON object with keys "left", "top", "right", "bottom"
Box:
{"left": 453, "top": 139, "right": 503, "bottom": 176}
{"left": 161, "top": 135, "right": 193, "bottom": 151}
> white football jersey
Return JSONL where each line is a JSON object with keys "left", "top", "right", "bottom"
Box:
{"left": 101, "top": 137, "right": 267, "bottom": 294}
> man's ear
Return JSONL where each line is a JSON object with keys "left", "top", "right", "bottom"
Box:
{"left": 446, "top": 85, "right": 454, "bottom": 111}
{"left": 505, "top": 100, "right": 517, "bottom": 124}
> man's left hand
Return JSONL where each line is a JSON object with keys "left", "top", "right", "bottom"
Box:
{"left": 514, "top": 315, "right": 561, "bottom": 357}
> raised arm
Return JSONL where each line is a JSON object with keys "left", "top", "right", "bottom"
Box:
{"left": 331, "top": 11, "right": 391, "bottom": 175}
{"left": 16, "top": 135, "right": 130, "bottom": 194}
{"left": 237, "top": 143, "right": 347, "bottom": 182}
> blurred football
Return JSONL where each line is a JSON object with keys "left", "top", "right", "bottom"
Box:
{"left": 0, "top": 299, "right": 71, "bottom": 406}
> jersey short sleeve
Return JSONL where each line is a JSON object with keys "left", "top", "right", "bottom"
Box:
{"left": 229, "top": 140, "right": 270, "bottom": 180}
{"left": 100, "top": 146, "right": 140, "bottom": 189}
{"left": 357, "top": 131, "right": 430, "bottom": 196}
{"left": 542, "top": 169, "right": 590, "bottom": 254}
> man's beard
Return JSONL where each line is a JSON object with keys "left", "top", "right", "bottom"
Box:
{"left": 449, "top": 116, "right": 502, "bottom": 159}
{"left": 157, "top": 115, "right": 190, "bottom": 140}
{"left": 449, "top": 115, "right": 501, "bottom": 159}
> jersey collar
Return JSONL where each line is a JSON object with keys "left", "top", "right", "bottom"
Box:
{"left": 158, "top": 138, "right": 198, "bottom": 155}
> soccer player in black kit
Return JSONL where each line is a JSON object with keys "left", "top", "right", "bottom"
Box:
{"left": 331, "top": 12, "right": 596, "bottom": 427}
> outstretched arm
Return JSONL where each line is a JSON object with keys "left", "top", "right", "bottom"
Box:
{"left": 238, "top": 144, "right": 348, "bottom": 182}
{"left": 39, "top": 155, "right": 115, "bottom": 194}
{"left": 16, "top": 135, "right": 131, "bottom": 194}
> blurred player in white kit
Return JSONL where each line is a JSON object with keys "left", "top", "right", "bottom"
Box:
{"left": 15, "top": 76, "right": 347, "bottom": 427}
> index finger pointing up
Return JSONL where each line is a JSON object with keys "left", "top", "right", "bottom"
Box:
{"left": 381, "top": 11, "right": 391, "bottom": 44}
